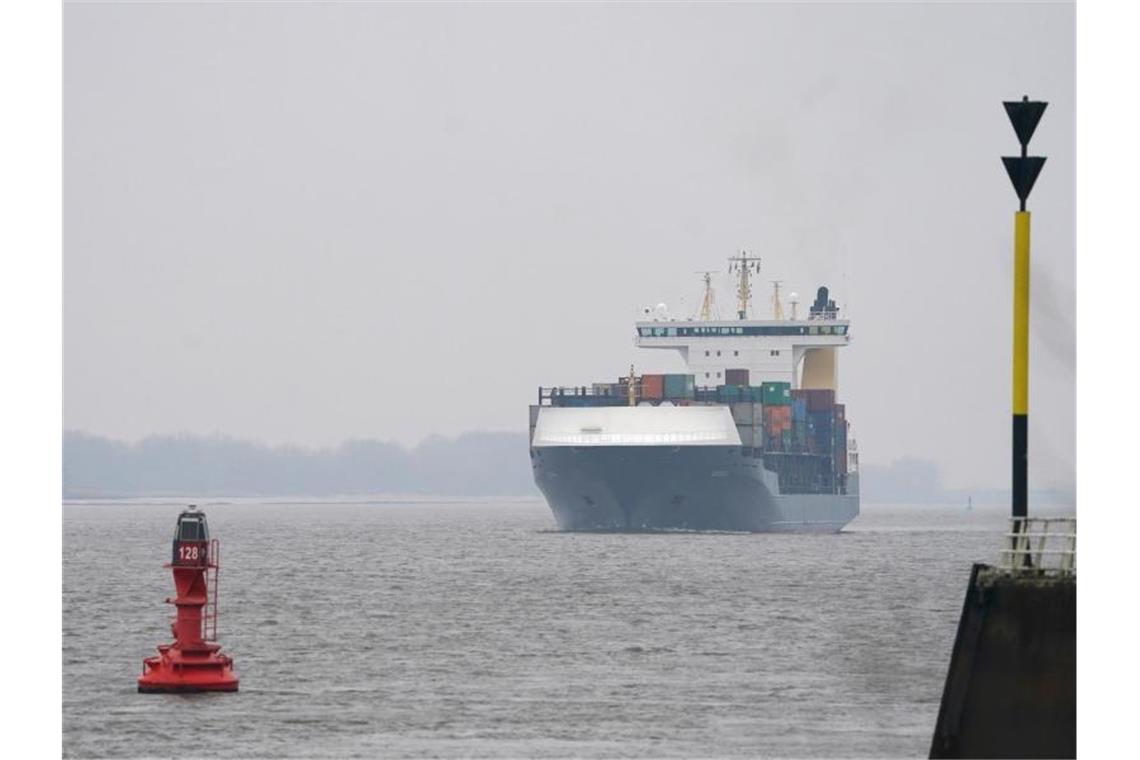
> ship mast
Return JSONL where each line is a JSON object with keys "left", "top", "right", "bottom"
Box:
{"left": 727, "top": 251, "right": 760, "bottom": 320}
{"left": 771, "top": 280, "right": 785, "bottom": 321}
{"left": 694, "top": 271, "right": 719, "bottom": 321}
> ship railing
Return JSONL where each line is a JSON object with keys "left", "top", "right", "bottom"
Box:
{"left": 539, "top": 386, "right": 622, "bottom": 396}
{"left": 999, "top": 517, "right": 1076, "bottom": 575}
{"left": 538, "top": 386, "right": 638, "bottom": 404}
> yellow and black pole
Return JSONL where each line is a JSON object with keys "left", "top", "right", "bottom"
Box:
{"left": 1001, "top": 96, "right": 1047, "bottom": 521}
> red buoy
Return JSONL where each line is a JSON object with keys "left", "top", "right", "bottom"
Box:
{"left": 138, "top": 507, "right": 239, "bottom": 693}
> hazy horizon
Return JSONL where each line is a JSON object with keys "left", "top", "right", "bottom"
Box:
{"left": 62, "top": 428, "right": 1075, "bottom": 508}
{"left": 65, "top": 2, "right": 1075, "bottom": 492}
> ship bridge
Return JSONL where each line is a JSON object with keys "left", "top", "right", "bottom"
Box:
{"left": 636, "top": 264, "right": 853, "bottom": 391}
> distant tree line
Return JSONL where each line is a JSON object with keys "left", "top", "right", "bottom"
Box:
{"left": 63, "top": 431, "right": 1071, "bottom": 505}
{"left": 63, "top": 430, "right": 536, "bottom": 498}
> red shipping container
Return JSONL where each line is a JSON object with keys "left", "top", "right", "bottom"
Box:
{"left": 640, "top": 374, "right": 664, "bottom": 400}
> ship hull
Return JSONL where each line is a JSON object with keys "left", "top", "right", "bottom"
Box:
{"left": 530, "top": 444, "right": 859, "bottom": 533}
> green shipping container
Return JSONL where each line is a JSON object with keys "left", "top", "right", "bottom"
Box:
{"left": 761, "top": 381, "right": 792, "bottom": 406}
{"left": 663, "top": 373, "right": 696, "bottom": 399}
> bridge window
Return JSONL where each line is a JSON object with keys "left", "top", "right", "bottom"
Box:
{"left": 716, "top": 351, "right": 721, "bottom": 357}
{"left": 733, "top": 350, "right": 739, "bottom": 356}
{"left": 705, "top": 350, "right": 710, "bottom": 357}
{"left": 667, "top": 327, "right": 677, "bottom": 336}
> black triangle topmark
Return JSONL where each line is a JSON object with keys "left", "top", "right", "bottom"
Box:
{"left": 1002, "top": 156, "right": 1047, "bottom": 211}
{"left": 1003, "top": 98, "right": 1048, "bottom": 150}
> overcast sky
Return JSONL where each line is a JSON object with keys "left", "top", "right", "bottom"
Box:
{"left": 64, "top": 2, "right": 1074, "bottom": 491}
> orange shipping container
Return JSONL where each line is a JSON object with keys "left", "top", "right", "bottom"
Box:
{"left": 766, "top": 405, "right": 791, "bottom": 425}
{"left": 640, "top": 374, "right": 664, "bottom": 400}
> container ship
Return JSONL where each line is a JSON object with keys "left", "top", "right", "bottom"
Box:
{"left": 528, "top": 253, "right": 859, "bottom": 532}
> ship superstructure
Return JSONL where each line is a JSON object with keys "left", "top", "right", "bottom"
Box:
{"left": 528, "top": 253, "right": 860, "bottom": 532}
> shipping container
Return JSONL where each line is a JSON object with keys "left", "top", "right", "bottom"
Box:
{"left": 663, "top": 373, "right": 696, "bottom": 399}
{"left": 792, "top": 398, "right": 807, "bottom": 422}
{"left": 641, "top": 374, "right": 664, "bottom": 400}
{"left": 725, "top": 368, "right": 750, "bottom": 386}
{"left": 834, "top": 403, "right": 845, "bottom": 421}
{"left": 770, "top": 404, "right": 792, "bottom": 422}
{"left": 765, "top": 406, "right": 792, "bottom": 443}
{"left": 695, "top": 387, "right": 719, "bottom": 402}
{"left": 811, "top": 425, "right": 834, "bottom": 446}
{"left": 718, "top": 384, "right": 748, "bottom": 403}
{"left": 761, "top": 381, "right": 792, "bottom": 406}
{"left": 805, "top": 388, "right": 836, "bottom": 412}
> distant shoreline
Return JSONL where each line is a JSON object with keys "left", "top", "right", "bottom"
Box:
{"left": 63, "top": 430, "right": 1075, "bottom": 508}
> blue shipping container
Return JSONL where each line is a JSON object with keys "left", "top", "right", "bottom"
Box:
{"left": 717, "top": 384, "right": 743, "bottom": 403}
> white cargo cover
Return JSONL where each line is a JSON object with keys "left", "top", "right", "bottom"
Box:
{"left": 532, "top": 405, "right": 742, "bottom": 447}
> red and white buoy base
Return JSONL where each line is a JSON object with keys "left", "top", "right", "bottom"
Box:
{"left": 138, "top": 642, "right": 239, "bottom": 693}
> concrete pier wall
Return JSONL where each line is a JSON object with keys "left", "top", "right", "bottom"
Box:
{"left": 930, "top": 563, "right": 1076, "bottom": 759}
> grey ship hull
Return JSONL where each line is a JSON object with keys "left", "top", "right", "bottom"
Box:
{"left": 530, "top": 444, "right": 859, "bottom": 533}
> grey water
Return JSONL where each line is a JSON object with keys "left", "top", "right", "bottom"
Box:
{"left": 63, "top": 500, "right": 1069, "bottom": 758}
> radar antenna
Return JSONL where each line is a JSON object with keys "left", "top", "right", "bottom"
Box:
{"left": 727, "top": 251, "right": 760, "bottom": 320}
{"left": 693, "top": 271, "right": 720, "bottom": 321}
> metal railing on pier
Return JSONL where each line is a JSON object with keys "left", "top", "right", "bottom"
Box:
{"left": 999, "top": 517, "right": 1076, "bottom": 575}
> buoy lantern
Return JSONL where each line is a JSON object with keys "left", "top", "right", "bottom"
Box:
{"left": 138, "top": 507, "right": 239, "bottom": 693}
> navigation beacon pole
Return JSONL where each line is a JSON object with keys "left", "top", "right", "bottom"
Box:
{"left": 1001, "top": 96, "right": 1047, "bottom": 528}
{"left": 929, "top": 96, "right": 1073, "bottom": 759}
{"left": 138, "top": 507, "right": 239, "bottom": 693}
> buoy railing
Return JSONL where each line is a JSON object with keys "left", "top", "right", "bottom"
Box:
{"left": 1000, "top": 517, "right": 1076, "bottom": 574}
{"left": 204, "top": 538, "right": 220, "bottom": 641}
